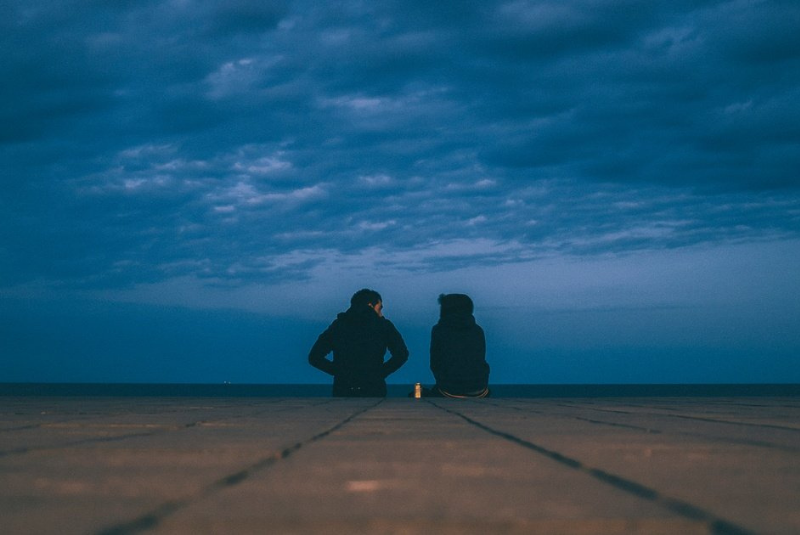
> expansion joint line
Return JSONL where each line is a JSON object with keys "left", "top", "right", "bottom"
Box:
{"left": 428, "top": 401, "right": 756, "bottom": 535}
{"left": 95, "top": 399, "right": 383, "bottom": 535}
{"left": 0, "top": 423, "right": 199, "bottom": 459}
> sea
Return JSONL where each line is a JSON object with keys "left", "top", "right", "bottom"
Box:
{"left": 1, "top": 383, "right": 799, "bottom": 398}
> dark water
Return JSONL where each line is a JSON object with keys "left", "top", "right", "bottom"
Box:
{"left": 1, "top": 383, "right": 799, "bottom": 397}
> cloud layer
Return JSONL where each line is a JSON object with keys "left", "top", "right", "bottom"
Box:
{"left": 2, "top": 0, "right": 800, "bottom": 289}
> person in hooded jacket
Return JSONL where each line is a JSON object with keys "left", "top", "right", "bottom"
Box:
{"left": 308, "top": 288, "right": 409, "bottom": 397}
{"left": 428, "top": 293, "right": 490, "bottom": 398}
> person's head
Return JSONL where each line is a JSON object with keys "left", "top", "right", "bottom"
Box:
{"left": 438, "top": 293, "right": 473, "bottom": 317}
{"left": 351, "top": 288, "right": 383, "bottom": 317}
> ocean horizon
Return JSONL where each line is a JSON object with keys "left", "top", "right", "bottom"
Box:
{"left": 2, "top": 382, "right": 799, "bottom": 398}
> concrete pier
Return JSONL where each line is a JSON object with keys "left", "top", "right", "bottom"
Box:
{"left": 1, "top": 396, "right": 798, "bottom": 534}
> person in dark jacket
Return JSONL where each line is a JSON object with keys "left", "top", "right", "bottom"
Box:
{"left": 308, "top": 288, "right": 409, "bottom": 397}
{"left": 428, "top": 293, "right": 490, "bottom": 398}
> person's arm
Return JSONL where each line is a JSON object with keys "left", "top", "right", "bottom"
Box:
{"left": 429, "top": 325, "right": 443, "bottom": 380}
{"left": 308, "top": 324, "right": 337, "bottom": 376}
{"left": 381, "top": 320, "right": 409, "bottom": 377}
{"left": 478, "top": 325, "right": 489, "bottom": 376}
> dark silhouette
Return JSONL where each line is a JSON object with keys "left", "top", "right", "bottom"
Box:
{"left": 308, "top": 289, "right": 409, "bottom": 397}
{"left": 426, "top": 293, "right": 490, "bottom": 398}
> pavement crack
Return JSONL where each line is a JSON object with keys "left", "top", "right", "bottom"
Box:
{"left": 0, "top": 423, "right": 43, "bottom": 432}
{"left": 0, "top": 429, "right": 167, "bottom": 458}
{"left": 0, "top": 418, "right": 209, "bottom": 458}
{"left": 480, "top": 399, "right": 662, "bottom": 434}
{"left": 501, "top": 399, "right": 800, "bottom": 452}
{"left": 1, "top": 399, "right": 342, "bottom": 459}
{"left": 94, "top": 400, "right": 383, "bottom": 535}
{"left": 430, "top": 401, "right": 757, "bottom": 535}
{"left": 574, "top": 416, "right": 663, "bottom": 433}
{"left": 669, "top": 413, "right": 800, "bottom": 432}
{"left": 554, "top": 402, "right": 800, "bottom": 433}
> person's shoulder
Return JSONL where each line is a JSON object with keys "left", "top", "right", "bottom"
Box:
{"left": 469, "top": 316, "right": 484, "bottom": 331}
{"left": 325, "top": 312, "right": 347, "bottom": 329}
{"left": 380, "top": 316, "right": 403, "bottom": 332}
{"left": 475, "top": 323, "right": 485, "bottom": 336}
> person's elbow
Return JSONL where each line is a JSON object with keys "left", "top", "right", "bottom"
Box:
{"left": 308, "top": 349, "right": 326, "bottom": 370}
{"left": 396, "top": 348, "right": 409, "bottom": 365}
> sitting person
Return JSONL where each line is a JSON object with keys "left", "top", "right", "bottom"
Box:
{"left": 425, "top": 293, "right": 490, "bottom": 398}
{"left": 308, "top": 288, "right": 409, "bottom": 397}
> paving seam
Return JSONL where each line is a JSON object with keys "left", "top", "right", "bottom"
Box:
{"left": 480, "top": 399, "right": 800, "bottom": 453}
{"left": 429, "top": 401, "right": 757, "bottom": 535}
{"left": 549, "top": 402, "right": 800, "bottom": 433}
{"left": 2, "top": 398, "right": 322, "bottom": 424}
{"left": 0, "top": 398, "right": 310, "bottom": 431}
{"left": 562, "top": 402, "right": 800, "bottom": 433}
{"left": 667, "top": 414, "right": 800, "bottom": 432}
{"left": 479, "top": 399, "right": 663, "bottom": 434}
{"left": 0, "top": 424, "right": 44, "bottom": 432}
{"left": 0, "top": 423, "right": 199, "bottom": 458}
{"left": 0, "top": 399, "right": 337, "bottom": 458}
{"left": 93, "top": 399, "right": 383, "bottom": 535}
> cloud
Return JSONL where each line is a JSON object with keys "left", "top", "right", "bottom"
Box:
{"left": 2, "top": 0, "right": 799, "bottom": 292}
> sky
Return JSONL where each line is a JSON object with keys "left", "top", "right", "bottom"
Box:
{"left": 2, "top": 0, "right": 799, "bottom": 385}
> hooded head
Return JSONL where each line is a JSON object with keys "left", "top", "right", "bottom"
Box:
{"left": 350, "top": 288, "right": 383, "bottom": 317}
{"left": 438, "top": 293, "right": 474, "bottom": 318}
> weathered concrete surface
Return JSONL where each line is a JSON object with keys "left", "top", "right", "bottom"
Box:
{"left": 1, "top": 397, "right": 798, "bottom": 534}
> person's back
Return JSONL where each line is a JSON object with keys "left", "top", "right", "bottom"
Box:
{"left": 308, "top": 289, "right": 408, "bottom": 397}
{"left": 430, "top": 294, "right": 490, "bottom": 397}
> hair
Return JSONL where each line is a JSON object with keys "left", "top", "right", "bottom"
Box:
{"left": 351, "top": 288, "right": 382, "bottom": 308}
{"left": 438, "top": 293, "right": 474, "bottom": 317}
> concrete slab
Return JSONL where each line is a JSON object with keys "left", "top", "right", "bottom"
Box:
{"left": 1, "top": 397, "right": 798, "bottom": 534}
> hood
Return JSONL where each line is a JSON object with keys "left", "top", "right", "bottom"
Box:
{"left": 338, "top": 304, "right": 381, "bottom": 324}
{"left": 437, "top": 312, "right": 476, "bottom": 330}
